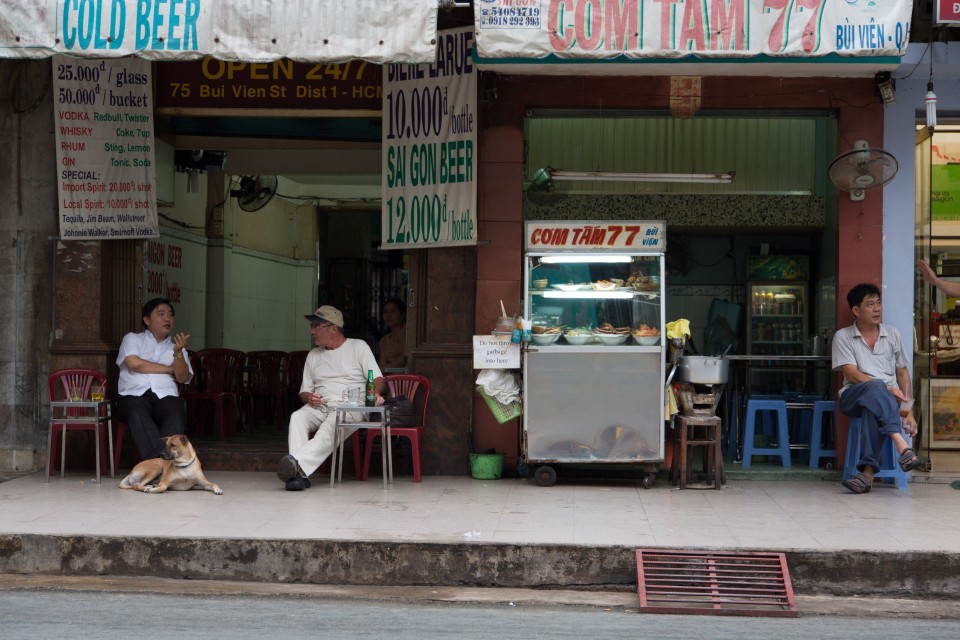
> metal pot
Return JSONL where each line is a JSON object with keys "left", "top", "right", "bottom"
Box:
{"left": 678, "top": 355, "right": 730, "bottom": 384}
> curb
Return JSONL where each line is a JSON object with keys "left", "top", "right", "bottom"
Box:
{"left": 2, "top": 534, "right": 959, "bottom": 600}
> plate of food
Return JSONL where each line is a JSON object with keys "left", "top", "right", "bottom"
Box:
{"left": 552, "top": 283, "right": 583, "bottom": 292}
{"left": 591, "top": 280, "right": 618, "bottom": 291}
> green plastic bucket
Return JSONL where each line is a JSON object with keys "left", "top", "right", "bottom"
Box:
{"left": 469, "top": 453, "right": 504, "bottom": 480}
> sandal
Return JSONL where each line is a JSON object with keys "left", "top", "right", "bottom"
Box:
{"left": 898, "top": 447, "right": 923, "bottom": 472}
{"left": 842, "top": 472, "right": 872, "bottom": 494}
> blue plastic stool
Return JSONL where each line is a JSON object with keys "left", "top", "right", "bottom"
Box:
{"left": 808, "top": 400, "right": 837, "bottom": 469}
{"left": 741, "top": 399, "right": 791, "bottom": 468}
{"left": 842, "top": 416, "right": 910, "bottom": 490}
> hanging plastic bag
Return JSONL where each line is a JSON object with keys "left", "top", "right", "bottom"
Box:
{"left": 476, "top": 369, "right": 520, "bottom": 405}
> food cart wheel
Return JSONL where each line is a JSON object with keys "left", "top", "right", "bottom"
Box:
{"left": 532, "top": 465, "right": 557, "bottom": 487}
{"left": 641, "top": 472, "right": 655, "bottom": 489}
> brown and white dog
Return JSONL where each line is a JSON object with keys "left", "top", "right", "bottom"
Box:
{"left": 119, "top": 434, "right": 223, "bottom": 494}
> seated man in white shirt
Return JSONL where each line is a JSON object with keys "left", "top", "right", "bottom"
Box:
{"left": 116, "top": 297, "right": 194, "bottom": 460}
{"left": 278, "top": 305, "right": 386, "bottom": 491}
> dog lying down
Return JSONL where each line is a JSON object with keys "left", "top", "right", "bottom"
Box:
{"left": 119, "top": 434, "right": 223, "bottom": 494}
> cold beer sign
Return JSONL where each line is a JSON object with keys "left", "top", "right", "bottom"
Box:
{"left": 937, "top": 0, "right": 960, "bottom": 23}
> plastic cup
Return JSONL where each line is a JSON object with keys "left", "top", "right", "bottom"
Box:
{"left": 90, "top": 391, "right": 105, "bottom": 402}
{"left": 899, "top": 399, "right": 914, "bottom": 418}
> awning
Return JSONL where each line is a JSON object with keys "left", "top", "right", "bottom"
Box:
{"left": 474, "top": 0, "right": 913, "bottom": 77}
{"left": 0, "top": 0, "right": 439, "bottom": 63}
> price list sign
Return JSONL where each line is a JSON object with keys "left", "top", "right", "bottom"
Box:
{"left": 53, "top": 55, "right": 159, "bottom": 240}
{"left": 382, "top": 27, "right": 477, "bottom": 250}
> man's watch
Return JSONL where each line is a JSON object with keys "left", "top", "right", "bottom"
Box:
{"left": 173, "top": 351, "right": 184, "bottom": 360}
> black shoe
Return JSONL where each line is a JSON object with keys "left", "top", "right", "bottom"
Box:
{"left": 302, "top": 476, "right": 312, "bottom": 488}
{"left": 277, "top": 455, "right": 299, "bottom": 482}
{"left": 285, "top": 477, "right": 309, "bottom": 491}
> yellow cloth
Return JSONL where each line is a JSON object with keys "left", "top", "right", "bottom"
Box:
{"left": 666, "top": 319, "right": 691, "bottom": 340}
{"left": 664, "top": 384, "right": 679, "bottom": 421}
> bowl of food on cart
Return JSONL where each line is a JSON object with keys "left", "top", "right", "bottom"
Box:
{"left": 530, "top": 327, "right": 562, "bottom": 345}
{"left": 552, "top": 283, "right": 584, "bottom": 292}
{"left": 632, "top": 325, "right": 661, "bottom": 345}
{"left": 594, "top": 323, "right": 630, "bottom": 345}
{"left": 563, "top": 329, "right": 593, "bottom": 345}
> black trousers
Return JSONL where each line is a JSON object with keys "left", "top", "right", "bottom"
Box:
{"left": 117, "top": 390, "right": 186, "bottom": 459}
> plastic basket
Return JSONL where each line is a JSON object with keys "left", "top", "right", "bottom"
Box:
{"left": 477, "top": 386, "right": 522, "bottom": 423}
{"left": 469, "top": 453, "right": 505, "bottom": 479}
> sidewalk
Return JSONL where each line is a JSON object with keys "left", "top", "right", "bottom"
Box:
{"left": 2, "top": 470, "right": 960, "bottom": 597}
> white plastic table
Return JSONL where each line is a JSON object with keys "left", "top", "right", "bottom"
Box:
{"left": 330, "top": 404, "right": 392, "bottom": 488}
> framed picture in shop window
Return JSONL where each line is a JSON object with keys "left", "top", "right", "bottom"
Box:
{"left": 929, "top": 378, "right": 960, "bottom": 449}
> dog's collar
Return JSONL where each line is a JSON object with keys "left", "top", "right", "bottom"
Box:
{"left": 174, "top": 455, "right": 196, "bottom": 468}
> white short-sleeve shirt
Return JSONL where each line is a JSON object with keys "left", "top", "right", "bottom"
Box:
{"left": 116, "top": 330, "right": 194, "bottom": 398}
{"left": 300, "top": 339, "right": 382, "bottom": 402}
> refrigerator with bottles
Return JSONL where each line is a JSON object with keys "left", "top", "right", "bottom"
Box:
{"left": 745, "top": 256, "right": 809, "bottom": 395}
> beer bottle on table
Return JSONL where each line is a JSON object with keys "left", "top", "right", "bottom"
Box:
{"left": 365, "top": 370, "right": 376, "bottom": 406}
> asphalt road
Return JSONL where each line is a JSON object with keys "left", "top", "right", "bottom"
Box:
{"left": 2, "top": 580, "right": 960, "bottom": 640}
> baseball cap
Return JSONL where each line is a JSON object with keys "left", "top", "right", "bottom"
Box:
{"left": 305, "top": 305, "right": 344, "bottom": 328}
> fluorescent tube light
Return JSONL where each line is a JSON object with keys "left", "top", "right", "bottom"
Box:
{"left": 540, "top": 255, "right": 632, "bottom": 264}
{"left": 542, "top": 291, "right": 634, "bottom": 299}
{"left": 549, "top": 170, "right": 734, "bottom": 184}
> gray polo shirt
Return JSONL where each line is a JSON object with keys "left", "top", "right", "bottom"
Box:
{"left": 832, "top": 322, "right": 908, "bottom": 396}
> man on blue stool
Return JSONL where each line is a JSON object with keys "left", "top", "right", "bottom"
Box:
{"left": 833, "top": 283, "right": 920, "bottom": 494}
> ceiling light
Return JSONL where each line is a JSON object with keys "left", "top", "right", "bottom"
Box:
{"left": 543, "top": 291, "right": 634, "bottom": 299}
{"left": 539, "top": 255, "right": 633, "bottom": 264}
{"left": 549, "top": 170, "right": 735, "bottom": 184}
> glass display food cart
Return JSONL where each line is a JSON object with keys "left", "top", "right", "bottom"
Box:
{"left": 521, "top": 220, "right": 666, "bottom": 487}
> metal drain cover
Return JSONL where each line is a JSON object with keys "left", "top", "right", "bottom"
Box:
{"left": 636, "top": 549, "right": 797, "bottom": 617}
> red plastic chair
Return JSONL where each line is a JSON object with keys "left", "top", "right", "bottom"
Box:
{"left": 286, "top": 350, "right": 310, "bottom": 414}
{"left": 362, "top": 374, "right": 430, "bottom": 482}
{"left": 243, "top": 350, "right": 290, "bottom": 430}
{"left": 181, "top": 348, "right": 244, "bottom": 439}
{"left": 47, "top": 368, "right": 118, "bottom": 478}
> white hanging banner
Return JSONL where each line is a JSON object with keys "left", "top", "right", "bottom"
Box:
{"left": 0, "top": 1, "right": 438, "bottom": 63}
{"left": 53, "top": 55, "right": 159, "bottom": 240}
{"left": 475, "top": 0, "right": 913, "bottom": 60}
{"left": 381, "top": 27, "right": 478, "bottom": 250}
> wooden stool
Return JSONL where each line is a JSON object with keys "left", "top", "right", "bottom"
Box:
{"left": 672, "top": 413, "right": 724, "bottom": 490}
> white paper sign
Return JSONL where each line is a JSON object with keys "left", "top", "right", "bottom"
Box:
{"left": 381, "top": 27, "right": 477, "bottom": 249}
{"left": 52, "top": 55, "right": 159, "bottom": 239}
{"left": 474, "top": 335, "right": 521, "bottom": 369}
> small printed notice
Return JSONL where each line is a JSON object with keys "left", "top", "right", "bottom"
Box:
{"left": 473, "top": 335, "right": 520, "bottom": 369}
{"left": 53, "top": 55, "right": 159, "bottom": 240}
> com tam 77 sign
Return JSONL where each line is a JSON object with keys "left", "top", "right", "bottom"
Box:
{"left": 475, "top": 0, "right": 912, "bottom": 59}
{"left": 525, "top": 221, "right": 666, "bottom": 251}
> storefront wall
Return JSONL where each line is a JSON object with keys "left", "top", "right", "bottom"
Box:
{"left": 885, "top": 41, "right": 960, "bottom": 470}
{"left": 473, "top": 73, "right": 885, "bottom": 468}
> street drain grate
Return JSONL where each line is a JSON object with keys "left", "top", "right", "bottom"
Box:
{"left": 635, "top": 549, "right": 797, "bottom": 617}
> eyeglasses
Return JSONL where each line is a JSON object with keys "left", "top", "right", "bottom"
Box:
{"left": 310, "top": 322, "right": 333, "bottom": 330}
